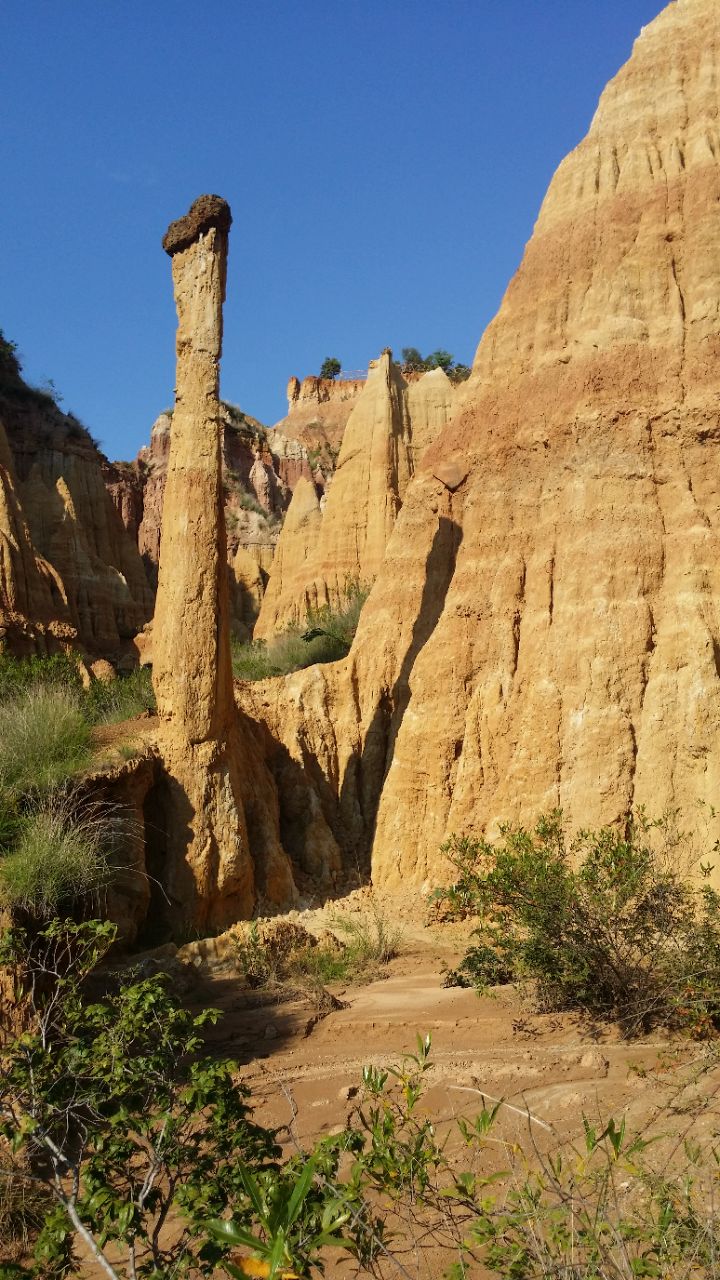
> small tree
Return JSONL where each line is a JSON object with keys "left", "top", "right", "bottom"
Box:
{"left": 319, "top": 357, "right": 341, "bottom": 381}
{"left": 425, "top": 349, "right": 454, "bottom": 373}
{"left": 400, "top": 347, "right": 426, "bottom": 372}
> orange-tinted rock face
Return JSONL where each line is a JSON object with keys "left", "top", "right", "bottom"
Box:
{"left": 271, "top": 375, "right": 366, "bottom": 470}
{"left": 129, "top": 402, "right": 309, "bottom": 632}
{"left": 241, "top": 0, "right": 720, "bottom": 891}
{"left": 255, "top": 354, "right": 454, "bottom": 636}
{"left": 0, "top": 417, "right": 76, "bottom": 654}
{"left": 0, "top": 365, "right": 153, "bottom": 656}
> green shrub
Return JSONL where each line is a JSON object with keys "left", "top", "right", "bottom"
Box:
{"left": 0, "top": 685, "right": 91, "bottom": 798}
{"left": 82, "top": 666, "right": 156, "bottom": 724}
{"left": 0, "top": 796, "right": 111, "bottom": 916}
{"left": 0, "top": 652, "right": 83, "bottom": 703}
{"left": 436, "top": 811, "right": 720, "bottom": 1036}
{"left": 232, "top": 582, "right": 369, "bottom": 682}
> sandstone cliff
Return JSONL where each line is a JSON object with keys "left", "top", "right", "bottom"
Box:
{"left": 255, "top": 354, "right": 454, "bottom": 636}
{"left": 0, "top": 416, "right": 76, "bottom": 654}
{"left": 272, "top": 374, "right": 366, "bottom": 466}
{"left": 0, "top": 345, "right": 153, "bottom": 656}
{"left": 242, "top": 0, "right": 720, "bottom": 891}
{"left": 127, "top": 401, "right": 312, "bottom": 635}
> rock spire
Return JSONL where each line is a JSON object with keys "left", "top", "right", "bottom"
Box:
{"left": 152, "top": 195, "right": 295, "bottom": 931}
{"left": 255, "top": 352, "right": 454, "bottom": 636}
{"left": 153, "top": 195, "right": 234, "bottom": 737}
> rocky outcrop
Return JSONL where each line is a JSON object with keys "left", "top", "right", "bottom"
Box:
{"left": 0, "top": 417, "right": 76, "bottom": 654}
{"left": 152, "top": 195, "right": 296, "bottom": 932}
{"left": 255, "top": 354, "right": 453, "bottom": 636}
{"left": 241, "top": 0, "right": 720, "bottom": 892}
{"left": 271, "top": 375, "right": 366, "bottom": 480}
{"left": 0, "top": 352, "right": 153, "bottom": 656}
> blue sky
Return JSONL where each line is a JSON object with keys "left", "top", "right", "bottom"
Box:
{"left": 2, "top": 0, "right": 665, "bottom": 461}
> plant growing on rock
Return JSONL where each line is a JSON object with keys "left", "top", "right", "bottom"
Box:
{"left": 319, "top": 357, "right": 341, "bottom": 381}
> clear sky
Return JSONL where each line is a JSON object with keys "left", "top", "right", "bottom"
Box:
{"left": 2, "top": 0, "right": 665, "bottom": 462}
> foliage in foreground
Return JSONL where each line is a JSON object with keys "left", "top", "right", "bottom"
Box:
{"left": 3, "top": 920, "right": 720, "bottom": 1278}
{"left": 0, "top": 654, "right": 155, "bottom": 726}
{"left": 0, "top": 658, "right": 152, "bottom": 916}
{"left": 232, "top": 581, "right": 369, "bottom": 681}
{"left": 0, "top": 686, "right": 91, "bottom": 800}
{"left": 435, "top": 810, "right": 720, "bottom": 1036}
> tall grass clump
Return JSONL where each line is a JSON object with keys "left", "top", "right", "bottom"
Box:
{"left": 0, "top": 685, "right": 91, "bottom": 798}
{"left": 331, "top": 900, "right": 404, "bottom": 970}
{"left": 0, "top": 651, "right": 82, "bottom": 702}
{"left": 232, "top": 580, "right": 370, "bottom": 680}
{"left": 0, "top": 796, "right": 111, "bottom": 916}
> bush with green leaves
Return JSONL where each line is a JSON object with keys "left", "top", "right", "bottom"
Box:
{"left": 81, "top": 665, "right": 155, "bottom": 724}
{"left": 319, "top": 356, "right": 341, "bottom": 380}
{"left": 0, "top": 653, "right": 82, "bottom": 704}
{"left": 0, "top": 918, "right": 386, "bottom": 1280}
{"left": 399, "top": 347, "right": 471, "bottom": 382}
{"left": 436, "top": 811, "right": 720, "bottom": 1036}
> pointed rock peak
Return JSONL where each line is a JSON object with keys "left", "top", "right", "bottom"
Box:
{"left": 417, "top": 365, "right": 452, "bottom": 387}
{"left": 162, "top": 194, "right": 232, "bottom": 256}
{"left": 286, "top": 474, "right": 321, "bottom": 523}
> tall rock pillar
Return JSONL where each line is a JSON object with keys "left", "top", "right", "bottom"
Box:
{"left": 154, "top": 195, "right": 234, "bottom": 734}
{"left": 151, "top": 195, "right": 296, "bottom": 932}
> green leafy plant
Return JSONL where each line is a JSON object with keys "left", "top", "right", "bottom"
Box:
{"left": 0, "top": 653, "right": 83, "bottom": 704}
{"left": 399, "top": 347, "right": 471, "bottom": 381}
{"left": 82, "top": 666, "right": 156, "bottom": 725}
{"left": 0, "top": 919, "right": 280, "bottom": 1279}
{"left": 437, "top": 811, "right": 720, "bottom": 1036}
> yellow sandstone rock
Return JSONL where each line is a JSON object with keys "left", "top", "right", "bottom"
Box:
{"left": 241, "top": 0, "right": 720, "bottom": 892}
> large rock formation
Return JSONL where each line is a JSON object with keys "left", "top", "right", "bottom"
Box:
{"left": 255, "top": 354, "right": 454, "bottom": 635}
{"left": 0, "top": 344, "right": 153, "bottom": 656}
{"left": 151, "top": 195, "right": 296, "bottom": 931}
{"left": 242, "top": 0, "right": 720, "bottom": 891}
{"left": 0, "top": 417, "right": 76, "bottom": 654}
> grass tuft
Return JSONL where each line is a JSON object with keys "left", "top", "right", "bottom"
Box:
{"left": 0, "top": 686, "right": 91, "bottom": 798}
{"left": 83, "top": 666, "right": 156, "bottom": 725}
{"left": 0, "top": 796, "right": 112, "bottom": 915}
{"left": 232, "top": 581, "right": 369, "bottom": 681}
